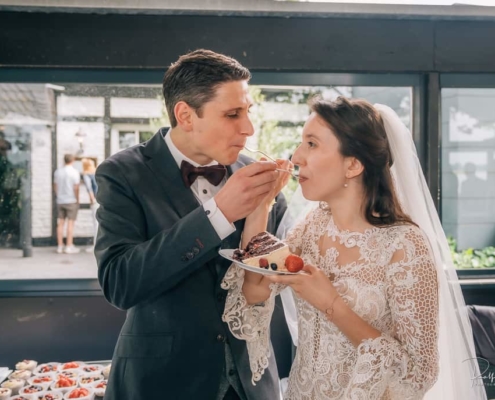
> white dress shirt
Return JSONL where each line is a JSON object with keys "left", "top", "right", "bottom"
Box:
{"left": 164, "top": 132, "right": 236, "bottom": 241}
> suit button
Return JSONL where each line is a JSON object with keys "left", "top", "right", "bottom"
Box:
{"left": 186, "top": 252, "right": 194, "bottom": 260}
{"left": 216, "top": 334, "right": 225, "bottom": 342}
{"left": 192, "top": 247, "right": 200, "bottom": 255}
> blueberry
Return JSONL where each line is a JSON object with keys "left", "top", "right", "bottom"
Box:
{"left": 270, "top": 263, "right": 278, "bottom": 270}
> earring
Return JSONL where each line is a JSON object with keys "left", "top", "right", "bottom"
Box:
{"left": 344, "top": 175, "right": 349, "bottom": 188}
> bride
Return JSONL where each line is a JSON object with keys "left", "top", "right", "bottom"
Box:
{"left": 221, "top": 97, "right": 486, "bottom": 399}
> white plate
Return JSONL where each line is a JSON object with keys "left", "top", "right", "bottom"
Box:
{"left": 219, "top": 249, "right": 300, "bottom": 276}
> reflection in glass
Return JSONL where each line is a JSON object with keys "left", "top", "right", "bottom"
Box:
{"left": 0, "top": 133, "right": 22, "bottom": 247}
{"left": 441, "top": 88, "right": 495, "bottom": 257}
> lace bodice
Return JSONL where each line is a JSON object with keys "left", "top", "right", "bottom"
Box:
{"left": 222, "top": 208, "right": 439, "bottom": 399}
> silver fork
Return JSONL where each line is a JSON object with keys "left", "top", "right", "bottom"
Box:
{"left": 244, "top": 146, "right": 298, "bottom": 178}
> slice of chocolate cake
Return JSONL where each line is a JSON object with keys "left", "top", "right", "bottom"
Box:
{"left": 233, "top": 231, "right": 291, "bottom": 271}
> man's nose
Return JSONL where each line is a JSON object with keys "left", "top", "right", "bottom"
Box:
{"left": 241, "top": 116, "right": 255, "bottom": 136}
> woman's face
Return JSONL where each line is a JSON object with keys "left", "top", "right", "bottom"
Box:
{"left": 292, "top": 112, "right": 349, "bottom": 203}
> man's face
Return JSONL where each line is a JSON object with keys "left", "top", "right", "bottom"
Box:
{"left": 188, "top": 80, "right": 254, "bottom": 165}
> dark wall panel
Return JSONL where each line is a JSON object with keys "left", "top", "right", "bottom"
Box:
{"left": 0, "top": 12, "right": 434, "bottom": 72}
{"left": 0, "top": 296, "right": 125, "bottom": 367}
{"left": 435, "top": 21, "right": 495, "bottom": 72}
{"left": 0, "top": 294, "right": 293, "bottom": 377}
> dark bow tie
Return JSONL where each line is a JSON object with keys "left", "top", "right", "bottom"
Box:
{"left": 180, "top": 160, "right": 227, "bottom": 188}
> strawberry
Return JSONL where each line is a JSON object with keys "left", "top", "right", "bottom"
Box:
{"left": 284, "top": 255, "right": 304, "bottom": 273}
{"left": 68, "top": 388, "right": 89, "bottom": 398}
{"left": 62, "top": 362, "right": 79, "bottom": 370}
{"left": 258, "top": 258, "right": 269, "bottom": 269}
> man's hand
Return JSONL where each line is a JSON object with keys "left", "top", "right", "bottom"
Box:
{"left": 215, "top": 161, "right": 278, "bottom": 223}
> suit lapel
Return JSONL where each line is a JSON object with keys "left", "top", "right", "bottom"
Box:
{"left": 143, "top": 130, "right": 252, "bottom": 282}
{"left": 142, "top": 129, "right": 200, "bottom": 218}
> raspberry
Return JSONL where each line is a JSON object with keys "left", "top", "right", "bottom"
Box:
{"left": 284, "top": 255, "right": 304, "bottom": 273}
{"left": 259, "top": 258, "right": 269, "bottom": 268}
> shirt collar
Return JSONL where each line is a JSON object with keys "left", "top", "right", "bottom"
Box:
{"left": 163, "top": 128, "right": 218, "bottom": 168}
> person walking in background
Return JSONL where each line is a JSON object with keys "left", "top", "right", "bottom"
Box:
{"left": 53, "top": 154, "right": 80, "bottom": 254}
{"left": 82, "top": 158, "right": 98, "bottom": 253}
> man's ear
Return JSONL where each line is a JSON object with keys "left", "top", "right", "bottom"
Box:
{"left": 174, "top": 101, "right": 194, "bottom": 131}
{"left": 346, "top": 157, "right": 364, "bottom": 179}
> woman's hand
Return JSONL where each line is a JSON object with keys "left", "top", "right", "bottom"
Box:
{"left": 269, "top": 264, "right": 383, "bottom": 347}
{"left": 244, "top": 158, "right": 292, "bottom": 225}
{"left": 267, "top": 264, "right": 339, "bottom": 313}
{"left": 256, "top": 158, "right": 292, "bottom": 211}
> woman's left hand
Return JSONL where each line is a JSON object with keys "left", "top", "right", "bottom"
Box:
{"left": 267, "top": 264, "right": 339, "bottom": 313}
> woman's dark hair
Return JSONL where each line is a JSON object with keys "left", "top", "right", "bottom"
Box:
{"left": 162, "top": 49, "right": 251, "bottom": 128}
{"left": 310, "top": 96, "right": 416, "bottom": 227}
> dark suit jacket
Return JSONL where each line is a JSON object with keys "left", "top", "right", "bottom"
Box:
{"left": 95, "top": 129, "right": 287, "bottom": 400}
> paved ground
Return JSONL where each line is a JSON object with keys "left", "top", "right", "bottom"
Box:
{"left": 0, "top": 247, "right": 98, "bottom": 279}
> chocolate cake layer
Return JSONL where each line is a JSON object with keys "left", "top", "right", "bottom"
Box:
{"left": 233, "top": 232, "right": 285, "bottom": 261}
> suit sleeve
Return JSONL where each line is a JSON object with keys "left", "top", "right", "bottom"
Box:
{"left": 267, "top": 191, "right": 288, "bottom": 236}
{"left": 95, "top": 159, "right": 223, "bottom": 310}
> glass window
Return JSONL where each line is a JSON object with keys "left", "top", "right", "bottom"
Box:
{"left": 0, "top": 80, "right": 412, "bottom": 280}
{"left": 441, "top": 88, "right": 495, "bottom": 268}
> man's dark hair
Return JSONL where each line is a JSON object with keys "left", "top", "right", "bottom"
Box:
{"left": 64, "top": 154, "right": 75, "bottom": 164}
{"left": 162, "top": 49, "right": 251, "bottom": 128}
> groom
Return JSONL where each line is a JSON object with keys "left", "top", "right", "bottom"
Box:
{"left": 95, "top": 49, "right": 287, "bottom": 399}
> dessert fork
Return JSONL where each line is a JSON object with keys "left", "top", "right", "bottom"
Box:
{"left": 244, "top": 146, "right": 298, "bottom": 178}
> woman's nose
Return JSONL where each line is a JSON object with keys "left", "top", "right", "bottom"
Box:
{"left": 291, "top": 146, "right": 303, "bottom": 166}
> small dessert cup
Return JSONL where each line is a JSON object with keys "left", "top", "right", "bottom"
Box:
{"left": 15, "top": 361, "right": 38, "bottom": 372}
{"left": 77, "top": 374, "right": 103, "bottom": 389}
{"left": 101, "top": 365, "right": 111, "bottom": 380}
{"left": 91, "top": 380, "right": 106, "bottom": 398}
{"left": 54, "top": 370, "right": 78, "bottom": 381}
{"left": 49, "top": 376, "right": 77, "bottom": 396}
{"left": 33, "top": 364, "right": 60, "bottom": 376}
{"left": 33, "top": 391, "right": 64, "bottom": 400}
{"left": 0, "top": 387, "right": 11, "bottom": 400}
{"left": 9, "top": 371, "right": 32, "bottom": 381}
{"left": 59, "top": 363, "right": 84, "bottom": 372}
{"left": 63, "top": 387, "right": 94, "bottom": 400}
{"left": 8, "top": 395, "right": 35, "bottom": 400}
{"left": 27, "top": 374, "right": 55, "bottom": 386}
{"left": 19, "top": 385, "right": 49, "bottom": 396}
{"left": 1, "top": 379, "right": 25, "bottom": 395}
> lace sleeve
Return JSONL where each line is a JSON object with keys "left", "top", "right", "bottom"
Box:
{"left": 284, "top": 214, "right": 309, "bottom": 255}
{"left": 345, "top": 226, "right": 439, "bottom": 399}
{"left": 221, "top": 264, "right": 284, "bottom": 385}
{"left": 221, "top": 214, "right": 312, "bottom": 384}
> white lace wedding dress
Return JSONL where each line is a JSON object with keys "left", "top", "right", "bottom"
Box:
{"left": 222, "top": 207, "right": 440, "bottom": 400}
